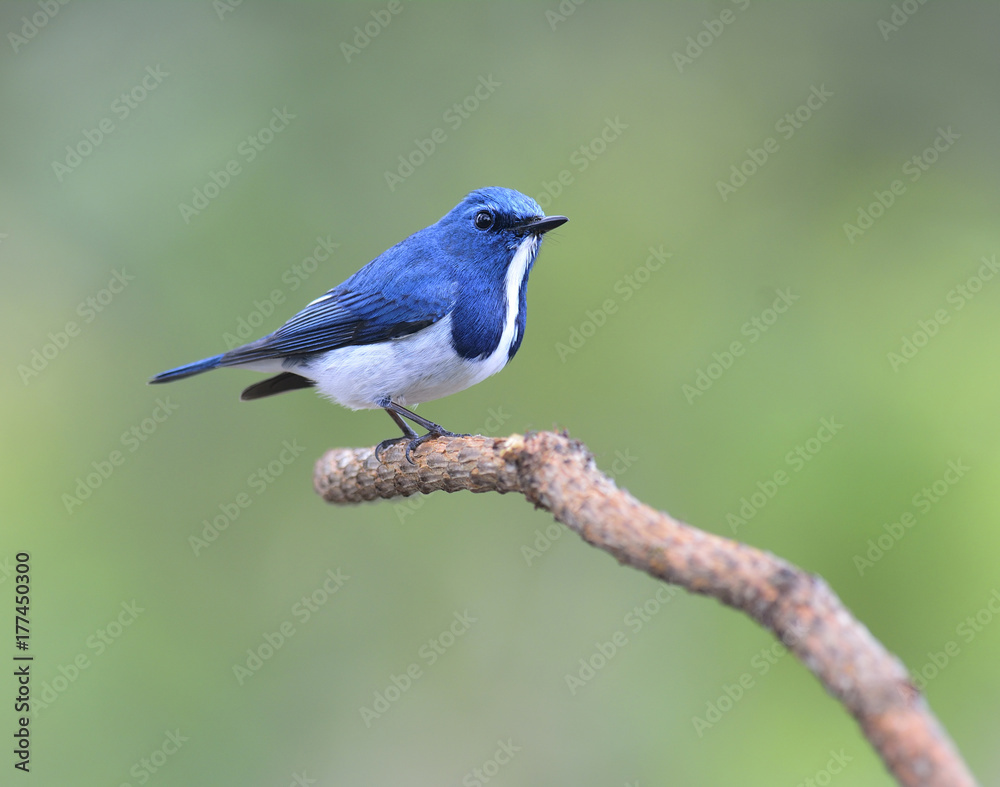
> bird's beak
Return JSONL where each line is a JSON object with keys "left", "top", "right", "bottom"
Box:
{"left": 521, "top": 215, "right": 568, "bottom": 235}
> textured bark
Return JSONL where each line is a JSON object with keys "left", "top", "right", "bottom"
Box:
{"left": 314, "top": 431, "right": 977, "bottom": 787}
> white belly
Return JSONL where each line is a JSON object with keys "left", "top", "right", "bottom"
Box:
{"left": 297, "top": 314, "right": 507, "bottom": 410}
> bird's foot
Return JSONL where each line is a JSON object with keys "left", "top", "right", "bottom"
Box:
{"left": 374, "top": 436, "right": 408, "bottom": 463}
{"left": 402, "top": 429, "right": 465, "bottom": 464}
{"left": 375, "top": 427, "right": 470, "bottom": 465}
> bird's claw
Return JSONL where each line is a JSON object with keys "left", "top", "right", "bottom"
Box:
{"left": 376, "top": 430, "right": 466, "bottom": 465}
{"left": 374, "top": 437, "right": 407, "bottom": 463}
{"left": 403, "top": 430, "right": 463, "bottom": 464}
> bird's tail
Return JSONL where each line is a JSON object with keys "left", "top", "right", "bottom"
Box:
{"left": 149, "top": 354, "right": 225, "bottom": 384}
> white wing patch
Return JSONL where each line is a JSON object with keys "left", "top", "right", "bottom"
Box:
{"left": 305, "top": 292, "right": 335, "bottom": 308}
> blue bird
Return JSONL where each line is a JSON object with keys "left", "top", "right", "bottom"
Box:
{"left": 150, "top": 187, "right": 567, "bottom": 461}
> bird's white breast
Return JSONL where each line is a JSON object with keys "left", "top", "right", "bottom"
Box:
{"left": 470, "top": 233, "right": 537, "bottom": 379}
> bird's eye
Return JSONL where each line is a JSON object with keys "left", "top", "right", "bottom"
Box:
{"left": 473, "top": 210, "right": 495, "bottom": 231}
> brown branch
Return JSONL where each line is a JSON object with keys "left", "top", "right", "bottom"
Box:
{"left": 314, "top": 431, "right": 977, "bottom": 787}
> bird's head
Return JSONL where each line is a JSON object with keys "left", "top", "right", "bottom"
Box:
{"left": 435, "top": 187, "right": 567, "bottom": 277}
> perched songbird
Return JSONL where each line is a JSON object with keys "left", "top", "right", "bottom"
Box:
{"left": 150, "top": 187, "right": 567, "bottom": 460}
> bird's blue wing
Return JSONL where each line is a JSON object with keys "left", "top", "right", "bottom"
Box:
{"left": 219, "top": 243, "right": 454, "bottom": 366}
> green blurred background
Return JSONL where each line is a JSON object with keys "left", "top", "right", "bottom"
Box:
{"left": 2, "top": 2, "right": 999, "bottom": 784}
